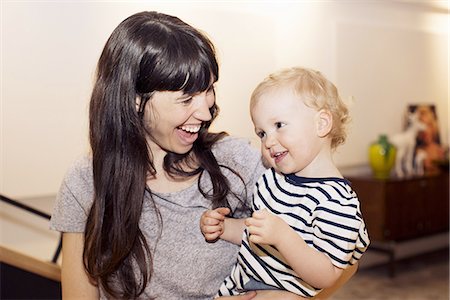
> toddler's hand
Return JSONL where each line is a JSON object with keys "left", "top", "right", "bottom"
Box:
{"left": 245, "top": 209, "right": 290, "bottom": 246}
{"left": 200, "top": 207, "right": 230, "bottom": 241}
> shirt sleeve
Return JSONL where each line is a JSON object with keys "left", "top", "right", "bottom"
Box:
{"left": 49, "top": 156, "right": 94, "bottom": 233}
{"left": 311, "top": 195, "right": 370, "bottom": 269}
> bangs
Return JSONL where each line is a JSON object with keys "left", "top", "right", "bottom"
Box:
{"left": 166, "top": 54, "right": 215, "bottom": 94}
{"left": 137, "top": 32, "right": 218, "bottom": 95}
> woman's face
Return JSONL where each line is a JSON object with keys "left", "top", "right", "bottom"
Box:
{"left": 142, "top": 85, "right": 215, "bottom": 159}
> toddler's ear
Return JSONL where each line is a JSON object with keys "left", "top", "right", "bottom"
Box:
{"left": 316, "top": 109, "right": 332, "bottom": 137}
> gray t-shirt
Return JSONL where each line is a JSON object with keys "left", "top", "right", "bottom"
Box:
{"left": 50, "top": 136, "right": 265, "bottom": 300}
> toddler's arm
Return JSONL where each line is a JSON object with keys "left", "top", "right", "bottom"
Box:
{"left": 200, "top": 207, "right": 246, "bottom": 245}
{"left": 246, "top": 209, "right": 343, "bottom": 288}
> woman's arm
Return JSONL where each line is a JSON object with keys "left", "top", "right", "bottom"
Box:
{"left": 313, "top": 263, "right": 358, "bottom": 299}
{"left": 245, "top": 264, "right": 358, "bottom": 299}
{"left": 61, "top": 232, "right": 99, "bottom": 299}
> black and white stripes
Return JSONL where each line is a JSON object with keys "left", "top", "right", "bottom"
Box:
{"left": 216, "top": 168, "right": 370, "bottom": 297}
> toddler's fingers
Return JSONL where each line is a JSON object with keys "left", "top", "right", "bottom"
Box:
{"left": 203, "top": 216, "right": 221, "bottom": 226}
{"left": 204, "top": 232, "right": 221, "bottom": 241}
{"left": 214, "top": 207, "right": 231, "bottom": 218}
{"left": 248, "top": 233, "right": 263, "bottom": 245}
{"left": 245, "top": 217, "right": 263, "bottom": 227}
{"left": 202, "top": 224, "right": 222, "bottom": 234}
{"left": 247, "top": 223, "right": 263, "bottom": 235}
{"left": 251, "top": 208, "right": 269, "bottom": 219}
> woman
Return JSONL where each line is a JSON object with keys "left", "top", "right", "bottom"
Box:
{"left": 50, "top": 11, "right": 356, "bottom": 299}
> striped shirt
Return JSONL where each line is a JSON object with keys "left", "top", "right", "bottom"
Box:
{"left": 218, "top": 168, "right": 370, "bottom": 297}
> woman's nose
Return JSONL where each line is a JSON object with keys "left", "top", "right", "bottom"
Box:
{"left": 193, "top": 92, "right": 213, "bottom": 121}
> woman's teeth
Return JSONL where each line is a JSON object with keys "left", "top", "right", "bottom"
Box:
{"left": 179, "top": 125, "right": 201, "bottom": 133}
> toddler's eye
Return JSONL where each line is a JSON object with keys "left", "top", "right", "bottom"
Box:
{"left": 256, "top": 131, "right": 266, "bottom": 139}
{"left": 275, "top": 122, "right": 286, "bottom": 129}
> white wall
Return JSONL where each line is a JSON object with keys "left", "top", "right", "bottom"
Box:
{"left": 1, "top": 1, "right": 448, "bottom": 199}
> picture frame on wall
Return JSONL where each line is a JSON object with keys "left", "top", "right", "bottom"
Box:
{"left": 407, "top": 104, "right": 445, "bottom": 175}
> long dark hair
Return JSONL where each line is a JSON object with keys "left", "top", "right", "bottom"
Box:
{"left": 85, "top": 11, "right": 244, "bottom": 298}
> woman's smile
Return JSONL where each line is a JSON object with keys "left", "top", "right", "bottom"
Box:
{"left": 176, "top": 124, "right": 202, "bottom": 145}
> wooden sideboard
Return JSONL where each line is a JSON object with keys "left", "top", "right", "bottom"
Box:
{"left": 347, "top": 171, "right": 449, "bottom": 275}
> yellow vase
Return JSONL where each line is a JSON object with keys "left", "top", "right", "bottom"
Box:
{"left": 369, "top": 135, "right": 396, "bottom": 179}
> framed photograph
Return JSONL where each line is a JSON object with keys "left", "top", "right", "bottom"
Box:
{"left": 407, "top": 104, "right": 445, "bottom": 174}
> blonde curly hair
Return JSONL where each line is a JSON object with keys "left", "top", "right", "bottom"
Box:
{"left": 250, "top": 67, "right": 350, "bottom": 149}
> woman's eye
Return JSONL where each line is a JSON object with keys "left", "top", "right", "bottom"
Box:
{"left": 181, "top": 97, "right": 193, "bottom": 104}
{"left": 275, "top": 122, "right": 286, "bottom": 129}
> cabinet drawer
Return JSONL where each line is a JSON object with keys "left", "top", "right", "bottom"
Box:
{"left": 348, "top": 172, "right": 449, "bottom": 242}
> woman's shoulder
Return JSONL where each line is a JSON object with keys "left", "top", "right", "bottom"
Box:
{"left": 50, "top": 154, "right": 94, "bottom": 231}
{"left": 212, "top": 136, "right": 259, "bottom": 160}
{"left": 212, "top": 136, "right": 264, "bottom": 174}
{"left": 64, "top": 154, "right": 93, "bottom": 183}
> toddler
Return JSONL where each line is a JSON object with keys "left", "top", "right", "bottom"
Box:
{"left": 201, "top": 67, "right": 370, "bottom": 297}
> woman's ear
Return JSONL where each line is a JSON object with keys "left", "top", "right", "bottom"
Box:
{"left": 316, "top": 109, "right": 333, "bottom": 137}
{"left": 136, "top": 96, "right": 142, "bottom": 112}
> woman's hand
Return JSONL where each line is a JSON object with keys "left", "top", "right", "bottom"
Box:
{"left": 217, "top": 290, "right": 305, "bottom": 300}
{"left": 217, "top": 291, "right": 257, "bottom": 299}
{"left": 252, "top": 290, "right": 306, "bottom": 299}
{"left": 200, "top": 207, "right": 230, "bottom": 241}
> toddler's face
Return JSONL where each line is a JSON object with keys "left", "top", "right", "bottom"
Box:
{"left": 250, "top": 86, "right": 323, "bottom": 176}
